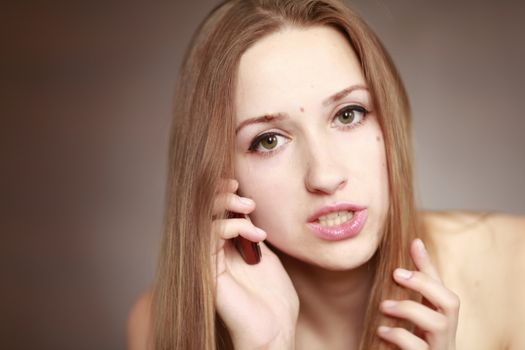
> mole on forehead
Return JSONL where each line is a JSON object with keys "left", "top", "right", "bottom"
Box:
{"left": 300, "top": 107, "right": 304, "bottom": 112}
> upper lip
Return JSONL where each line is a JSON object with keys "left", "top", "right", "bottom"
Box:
{"left": 307, "top": 202, "right": 367, "bottom": 222}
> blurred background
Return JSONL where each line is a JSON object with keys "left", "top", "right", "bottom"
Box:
{"left": 1, "top": 1, "right": 523, "bottom": 349}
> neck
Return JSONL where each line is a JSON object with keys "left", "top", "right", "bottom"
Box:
{"left": 275, "top": 248, "right": 377, "bottom": 349}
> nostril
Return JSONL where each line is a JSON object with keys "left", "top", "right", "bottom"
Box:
{"left": 305, "top": 174, "right": 348, "bottom": 195}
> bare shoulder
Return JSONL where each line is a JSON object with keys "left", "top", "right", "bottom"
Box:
{"left": 420, "top": 209, "right": 525, "bottom": 281}
{"left": 421, "top": 210, "right": 525, "bottom": 349}
{"left": 421, "top": 209, "right": 524, "bottom": 250}
{"left": 127, "top": 289, "right": 153, "bottom": 350}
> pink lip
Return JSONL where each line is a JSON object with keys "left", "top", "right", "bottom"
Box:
{"left": 306, "top": 203, "right": 368, "bottom": 241}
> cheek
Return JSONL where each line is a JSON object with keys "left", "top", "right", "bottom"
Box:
{"left": 375, "top": 134, "right": 388, "bottom": 178}
{"left": 234, "top": 159, "right": 297, "bottom": 220}
{"left": 373, "top": 134, "right": 390, "bottom": 209}
{"left": 350, "top": 124, "right": 389, "bottom": 211}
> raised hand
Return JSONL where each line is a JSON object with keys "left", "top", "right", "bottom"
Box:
{"left": 211, "top": 178, "right": 299, "bottom": 349}
{"left": 378, "top": 238, "right": 460, "bottom": 350}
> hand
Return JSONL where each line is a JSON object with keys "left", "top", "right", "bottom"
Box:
{"left": 378, "top": 238, "right": 460, "bottom": 350}
{"left": 211, "top": 178, "right": 299, "bottom": 349}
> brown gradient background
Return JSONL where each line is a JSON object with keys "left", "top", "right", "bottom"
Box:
{"left": 1, "top": 1, "right": 523, "bottom": 349}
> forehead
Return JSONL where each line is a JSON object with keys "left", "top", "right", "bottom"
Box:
{"left": 235, "top": 25, "right": 365, "bottom": 122}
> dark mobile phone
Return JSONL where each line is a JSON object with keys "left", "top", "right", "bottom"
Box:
{"left": 229, "top": 211, "right": 262, "bottom": 265}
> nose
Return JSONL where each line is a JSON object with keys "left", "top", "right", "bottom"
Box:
{"left": 303, "top": 138, "right": 348, "bottom": 195}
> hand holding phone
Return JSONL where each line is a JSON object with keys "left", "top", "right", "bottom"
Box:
{"left": 229, "top": 212, "right": 262, "bottom": 265}
{"left": 212, "top": 178, "right": 299, "bottom": 349}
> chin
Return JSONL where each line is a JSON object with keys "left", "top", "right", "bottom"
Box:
{"left": 267, "top": 238, "right": 379, "bottom": 272}
{"left": 306, "top": 246, "right": 378, "bottom": 271}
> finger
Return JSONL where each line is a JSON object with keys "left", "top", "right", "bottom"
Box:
{"left": 393, "top": 268, "right": 461, "bottom": 316}
{"left": 377, "top": 326, "right": 428, "bottom": 350}
{"left": 215, "top": 178, "right": 239, "bottom": 194}
{"left": 212, "top": 218, "right": 266, "bottom": 242}
{"left": 380, "top": 299, "right": 447, "bottom": 333}
{"left": 411, "top": 238, "right": 441, "bottom": 281}
{"left": 213, "top": 192, "right": 255, "bottom": 217}
{"left": 226, "top": 178, "right": 239, "bottom": 192}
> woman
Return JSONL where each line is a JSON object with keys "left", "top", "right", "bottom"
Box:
{"left": 128, "top": 0, "right": 525, "bottom": 349}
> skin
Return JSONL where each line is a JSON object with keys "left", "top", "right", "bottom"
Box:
{"left": 232, "top": 25, "right": 457, "bottom": 349}
{"left": 234, "top": 25, "right": 388, "bottom": 272}
{"left": 421, "top": 211, "right": 525, "bottom": 350}
{"left": 233, "top": 25, "right": 389, "bottom": 348}
{"left": 127, "top": 25, "right": 525, "bottom": 350}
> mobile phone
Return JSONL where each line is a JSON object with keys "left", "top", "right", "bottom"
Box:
{"left": 229, "top": 211, "right": 262, "bottom": 265}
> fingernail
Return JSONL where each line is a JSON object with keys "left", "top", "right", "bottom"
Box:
{"left": 239, "top": 197, "right": 254, "bottom": 206}
{"left": 415, "top": 238, "right": 426, "bottom": 254}
{"left": 382, "top": 300, "right": 398, "bottom": 308}
{"left": 254, "top": 227, "right": 266, "bottom": 238}
{"left": 394, "top": 268, "right": 413, "bottom": 279}
{"left": 377, "top": 326, "right": 391, "bottom": 334}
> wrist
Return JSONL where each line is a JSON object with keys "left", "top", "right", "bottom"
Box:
{"left": 266, "top": 331, "right": 295, "bottom": 350}
{"left": 233, "top": 329, "right": 296, "bottom": 350}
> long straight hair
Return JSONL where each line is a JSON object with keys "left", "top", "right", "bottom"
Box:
{"left": 152, "top": 0, "right": 420, "bottom": 349}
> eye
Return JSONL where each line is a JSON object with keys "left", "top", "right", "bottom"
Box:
{"left": 333, "top": 105, "right": 369, "bottom": 129}
{"left": 248, "top": 132, "right": 289, "bottom": 155}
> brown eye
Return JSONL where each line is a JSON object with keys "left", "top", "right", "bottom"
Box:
{"left": 248, "top": 132, "right": 288, "bottom": 153}
{"left": 260, "top": 135, "right": 277, "bottom": 150}
{"left": 335, "top": 105, "right": 368, "bottom": 126}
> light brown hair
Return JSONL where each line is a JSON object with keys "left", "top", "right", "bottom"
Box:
{"left": 153, "top": 0, "right": 420, "bottom": 348}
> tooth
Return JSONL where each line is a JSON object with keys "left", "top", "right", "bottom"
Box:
{"left": 316, "top": 210, "right": 356, "bottom": 226}
{"left": 319, "top": 210, "right": 349, "bottom": 221}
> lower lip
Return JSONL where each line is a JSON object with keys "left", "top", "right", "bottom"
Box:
{"left": 306, "top": 209, "right": 368, "bottom": 241}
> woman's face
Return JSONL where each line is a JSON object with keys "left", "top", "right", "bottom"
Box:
{"left": 234, "top": 25, "right": 389, "bottom": 271}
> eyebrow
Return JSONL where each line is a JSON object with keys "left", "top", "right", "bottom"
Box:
{"left": 235, "top": 84, "right": 368, "bottom": 134}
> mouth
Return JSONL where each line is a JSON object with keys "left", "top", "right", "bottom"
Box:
{"left": 306, "top": 202, "right": 368, "bottom": 241}
{"left": 307, "top": 202, "right": 366, "bottom": 223}
{"left": 315, "top": 210, "right": 355, "bottom": 227}
{"left": 307, "top": 208, "right": 368, "bottom": 241}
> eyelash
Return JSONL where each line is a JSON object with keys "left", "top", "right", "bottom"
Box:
{"left": 247, "top": 105, "right": 370, "bottom": 158}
